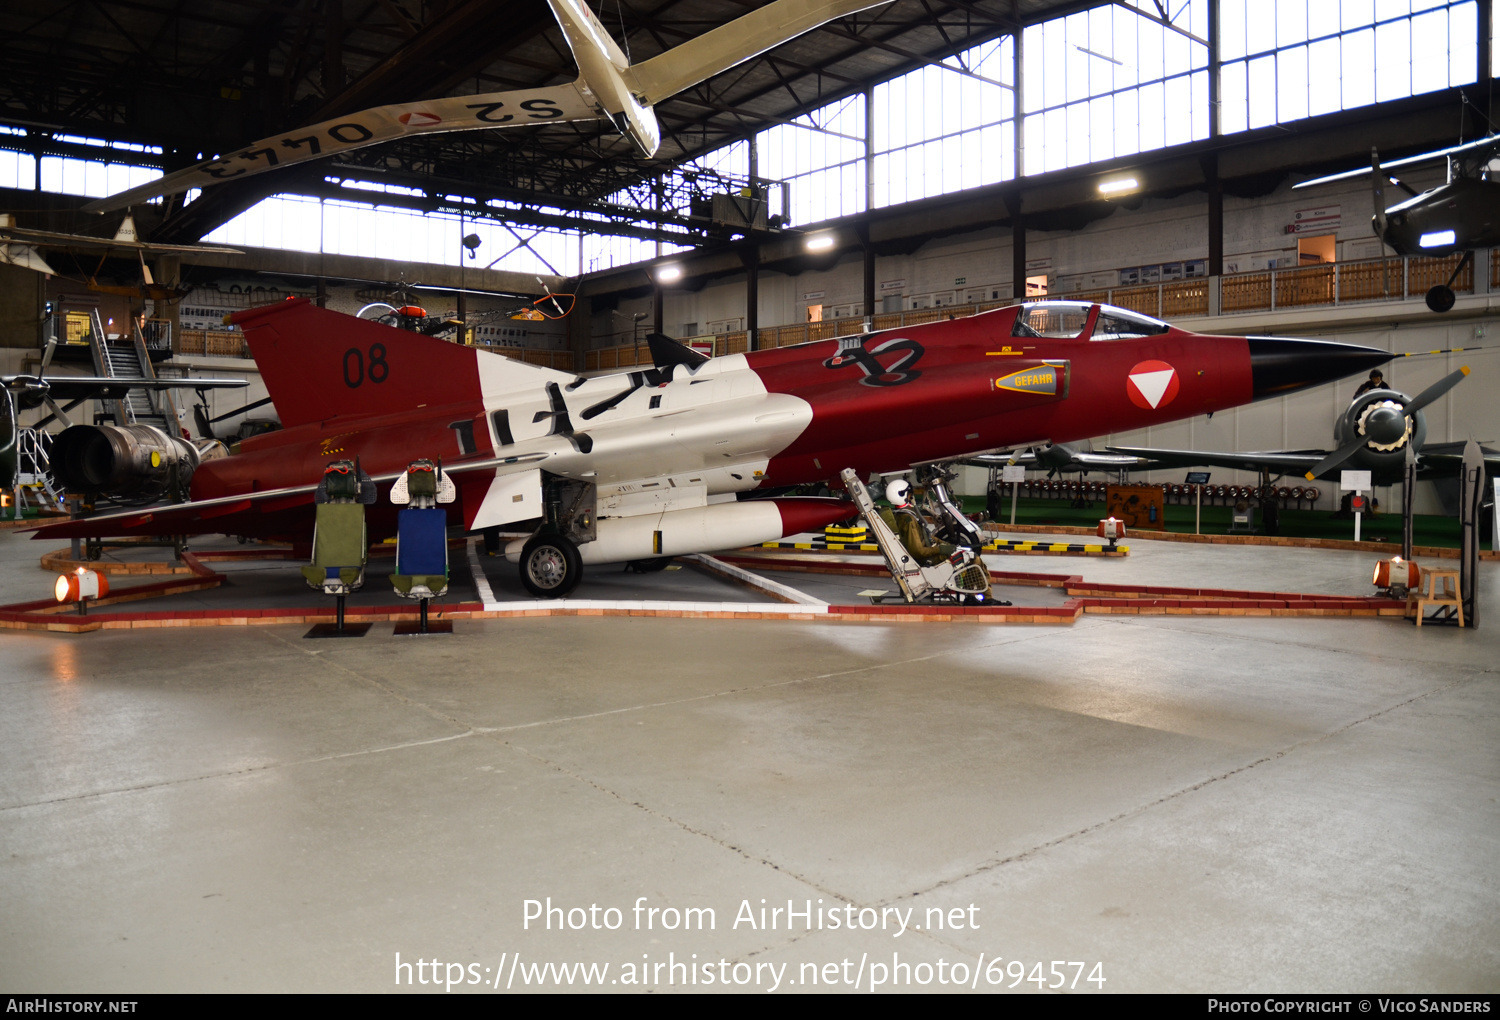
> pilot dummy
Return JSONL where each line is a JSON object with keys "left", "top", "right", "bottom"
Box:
{"left": 1353, "top": 369, "right": 1385, "bottom": 397}
{"left": 878, "top": 479, "right": 955, "bottom": 567}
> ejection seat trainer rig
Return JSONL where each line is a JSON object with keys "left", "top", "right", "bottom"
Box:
{"left": 841, "top": 467, "right": 1003, "bottom": 606}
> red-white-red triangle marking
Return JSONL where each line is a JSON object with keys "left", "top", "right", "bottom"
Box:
{"left": 1130, "top": 369, "right": 1175, "bottom": 408}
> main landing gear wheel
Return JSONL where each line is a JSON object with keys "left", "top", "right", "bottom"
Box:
{"left": 1425, "top": 284, "right": 1456, "bottom": 313}
{"left": 519, "top": 533, "right": 583, "bottom": 598}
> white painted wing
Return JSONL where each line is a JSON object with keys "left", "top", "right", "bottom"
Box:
{"left": 82, "top": 83, "right": 600, "bottom": 214}
{"left": 625, "top": 0, "right": 897, "bottom": 104}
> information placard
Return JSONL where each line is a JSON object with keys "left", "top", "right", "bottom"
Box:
{"left": 1340, "top": 470, "right": 1371, "bottom": 492}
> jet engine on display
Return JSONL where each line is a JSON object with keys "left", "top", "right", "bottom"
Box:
{"left": 29, "top": 298, "right": 1393, "bottom": 599}
{"left": 48, "top": 422, "right": 202, "bottom": 504}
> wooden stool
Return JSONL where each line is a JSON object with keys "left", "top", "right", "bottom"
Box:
{"left": 1407, "top": 568, "right": 1464, "bottom": 627}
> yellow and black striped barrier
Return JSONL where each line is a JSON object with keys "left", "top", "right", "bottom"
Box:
{"left": 758, "top": 538, "right": 1126, "bottom": 556}
{"left": 982, "top": 539, "right": 1128, "bottom": 556}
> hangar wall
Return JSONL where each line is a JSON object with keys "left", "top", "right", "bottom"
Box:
{"left": 645, "top": 170, "right": 1440, "bottom": 334}
{"left": 628, "top": 167, "right": 1491, "bottom": 515}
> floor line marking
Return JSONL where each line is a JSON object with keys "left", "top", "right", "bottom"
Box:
{"left": 467, "top": 537, "right": 498, "bottom": 605}
{"left": 685, "top": 553, "right": 829, "bottom": 606}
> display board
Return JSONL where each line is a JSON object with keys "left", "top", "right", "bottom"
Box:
{"left": 1106, "top": 484, "right": 1166, "bottom": 530}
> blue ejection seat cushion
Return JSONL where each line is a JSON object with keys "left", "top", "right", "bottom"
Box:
{"left": 391, "top": 507, "right": 449, "bottom": 597}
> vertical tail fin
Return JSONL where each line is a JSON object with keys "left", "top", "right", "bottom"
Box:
{"left": 229, "top": 299, "right": 573, "bottom": 429}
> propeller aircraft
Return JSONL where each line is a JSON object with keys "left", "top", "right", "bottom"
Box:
{"left": 1108, "top": 364, "right": 1497, "bottom": 485}
{"left": 1295, "top": 134, "right": 1500, "bottom": 313}
{"left": 0, "top": 213, "right": 243, "bottom": 303}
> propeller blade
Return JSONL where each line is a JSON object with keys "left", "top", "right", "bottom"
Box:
{"left": 39, "top": 336, "right": 57, "bottom": 373}
{"left": 1403, "top": 366, "right": 1469, "bottom": 416}
{"left": 41, "top": 394, "right": 73, "bottom": 430}
{"left": 1304, "top": 434, "right": 1370, "bottom": 481}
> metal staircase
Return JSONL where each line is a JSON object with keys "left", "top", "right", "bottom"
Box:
{"left": 86, "top": 309, "right": 178, "bottom": 431}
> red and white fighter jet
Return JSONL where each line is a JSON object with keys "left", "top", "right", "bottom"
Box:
{"left": 33, "top": 299, "right": 1389, "bottom": 597}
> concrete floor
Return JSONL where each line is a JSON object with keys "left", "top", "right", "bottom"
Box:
{"left": 0, "top": 528, "right": 1496, "bottom": 993}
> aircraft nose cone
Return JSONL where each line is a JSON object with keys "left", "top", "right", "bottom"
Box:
{"left": 1246, "top": 337, "right": 1392, "bottom": 400}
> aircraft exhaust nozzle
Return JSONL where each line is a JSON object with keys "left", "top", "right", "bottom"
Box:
{"left": 1246, "top": 337, "right": 1393, "bottom": 401}
{"left": 506, "top": 496, "right": 855, "bottom": 565}
{"left": 50, "top": 423, "right": 200, "bottom": 502}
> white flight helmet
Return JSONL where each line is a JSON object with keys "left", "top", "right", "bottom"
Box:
{"left": 885, "top": 479, "right": 913, "bottom": 507}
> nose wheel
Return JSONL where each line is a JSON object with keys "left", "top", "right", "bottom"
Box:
{"left": 519, "top": 533, "right": 583, "bottom": 598}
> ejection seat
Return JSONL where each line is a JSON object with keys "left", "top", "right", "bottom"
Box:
{"left": 842, "top": 469, "right": 1003, "bottom": 606}
{"left": 302, "top": 459, "right": 376, "bottom": 638}
{"left": 389, "top": 459, "right": 457, "bottom": 635}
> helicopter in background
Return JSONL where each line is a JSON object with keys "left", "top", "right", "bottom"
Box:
{"left": 1296, "top": 134, "right": 1500, "bottom": 313}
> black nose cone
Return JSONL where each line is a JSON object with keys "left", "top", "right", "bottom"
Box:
{"left": 1247, "top": 337, "right": 1392, "bottom": 400}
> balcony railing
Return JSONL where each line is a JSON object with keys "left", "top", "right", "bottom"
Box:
{"left": 1077, "top": 253, "right": 1471, "bottom": 317}
{"left": 492, "top": 347, "right": 574, "bottom": 370}
{"left": 177, "top": 329, "right": 249, "bottom": 358}
{"left": 581, "top": 251, "right": 1475, "bottom": 368}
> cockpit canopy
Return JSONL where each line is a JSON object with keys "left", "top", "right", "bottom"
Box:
{"left": 1011, "top": 301, "right": 1171, "bottom": 341}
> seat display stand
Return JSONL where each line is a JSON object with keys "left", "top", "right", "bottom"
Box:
{"left": 393, "top": 598, "right": 451, "bottom": 637}
{"left": 306, "top": 594, "right": 372, "bottom": 638}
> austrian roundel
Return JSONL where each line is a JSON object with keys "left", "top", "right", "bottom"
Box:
{"left": 1126, "top": 360, "right": 1180, "bottom": 410}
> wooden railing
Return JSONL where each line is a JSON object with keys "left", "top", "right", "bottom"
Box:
{"left": 177, "top": 329, "right": 249, "bottom": 358}
{"left": 585, "top": 302, "right": 1019, "bottom": 366}
{"left": 493, "top": 347, "right": 573, "bottom": 370}
{"left": 1218, "top": 254, "right": 1470, "bottom": 314}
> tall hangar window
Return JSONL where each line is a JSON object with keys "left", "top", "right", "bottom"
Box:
{"left": 1219, "top": 0, "right": 1477, "bottom": 133}
{"left": 1023, "top": 1, "right": 1211, "bottom": 174}
{"left": 0, "top": 129, "right": 163, "bottom": 199}
{"left": 873, "top": 37, "right": 1015, "bottom": 208}
{"left": 203, "top": 187, "right": 594, "bottom": 277}
{"left": 759, "top": 95, "right": 867, "bottom": 224}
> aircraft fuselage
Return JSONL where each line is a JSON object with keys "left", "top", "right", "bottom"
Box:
{"left": 1382, "top": 177, "right": 1500, "bottom": 256}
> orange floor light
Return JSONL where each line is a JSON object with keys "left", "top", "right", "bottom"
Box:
{"left": 55, "top": 567, "right": 109, "bottom": 612}
{"left": 1097, "top": 516, "right": 1127, "bottom": 545}
{"left": 1373, "top": 557, "right": 1420, "bottom": 596}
